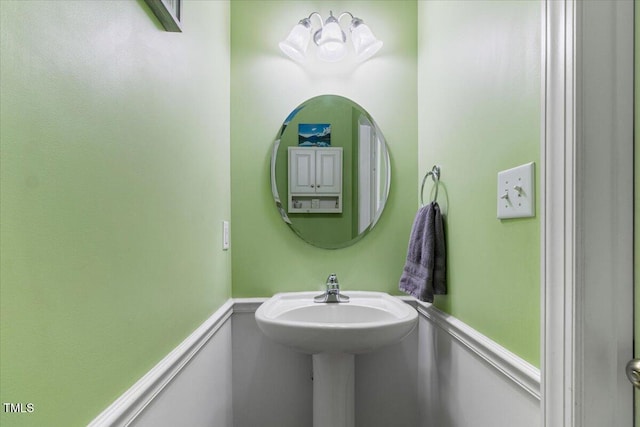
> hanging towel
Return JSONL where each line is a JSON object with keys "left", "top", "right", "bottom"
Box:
{"left": 399, "top": 201, "right": 447, "bottom": 303}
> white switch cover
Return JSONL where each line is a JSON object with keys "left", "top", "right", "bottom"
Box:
{"left": 222, "top": 221, "right": 230, "bottom": 250}
{"left": 497, "top": 162, "right": 535, "bottom": 219}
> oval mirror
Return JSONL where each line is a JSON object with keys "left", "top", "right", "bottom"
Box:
{"left": 270, "top": 95, "right": 391, "bottom": 249}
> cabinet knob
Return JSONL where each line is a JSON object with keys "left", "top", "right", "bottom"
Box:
{"left": 311, "top": 185, "right": 314, "bottom": 188}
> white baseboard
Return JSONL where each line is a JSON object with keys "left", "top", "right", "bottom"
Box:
{"left": 415, "top": 301, "right": 541, "bottom": 399}
{"left": 88, "top": 300, "right": 234, "bottom": 427}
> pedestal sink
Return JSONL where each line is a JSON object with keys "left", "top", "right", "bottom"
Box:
{"left": 255, "top": 291, "right": 418, "bottom": 427}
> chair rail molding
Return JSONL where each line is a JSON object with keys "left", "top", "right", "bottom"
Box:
{"left": 416, "top": 303, "right": 541, "bottom": 399}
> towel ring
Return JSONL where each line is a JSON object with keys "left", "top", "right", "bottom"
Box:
{"left": 420, "top": 165, "right": 441, "bottom": 206}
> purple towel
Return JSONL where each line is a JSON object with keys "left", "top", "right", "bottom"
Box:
{"left": 399, "top": 202, "right": 446, "bottom": 303}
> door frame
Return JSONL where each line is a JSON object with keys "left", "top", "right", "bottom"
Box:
{"left": 542, "top": 0, "right": 634, "bottom": 425}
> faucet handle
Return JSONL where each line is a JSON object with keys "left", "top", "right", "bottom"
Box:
{"left": 326, "top": 273, "right": 339, "bottom": 290}
{"left": 315, "top": 273, "right": 348, "bottom": 303}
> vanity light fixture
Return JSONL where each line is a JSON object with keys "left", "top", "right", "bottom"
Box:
{"left": 279, "top": 11, "right": 383, "bottom": 63}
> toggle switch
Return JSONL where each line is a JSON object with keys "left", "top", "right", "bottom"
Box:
{"left": 497, "top": 162, "right": 535, "bottom": 219}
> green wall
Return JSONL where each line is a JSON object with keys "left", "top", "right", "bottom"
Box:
{"left": 418, "top": 1, "right": 541, "bottom": 366}
{"left": 0, "top": 1, "right": 231, "bottom": 426}
{"left": 230, "top": 1, "right": 418, "bottom": 296}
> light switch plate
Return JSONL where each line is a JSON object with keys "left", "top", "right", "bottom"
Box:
{"left": 497, "top": 162, "right": 535, "bottom": 219}
{"left": 222, "top": 221, "right": 230, "bottom": 250}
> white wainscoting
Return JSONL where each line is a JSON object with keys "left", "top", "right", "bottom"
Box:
{"left": 354, "top": 321, "right": 418, "bottom": 427}
{"left": 89, "top": 298, "right": 540, "bottom": 427}
{"left": 416, "top": 302, "right": 541, "bottom": 427}
{"left": 88, "top": 300, "right": 235, "bottom": 427}
{"left": 231, "top": 301, "right": 313, "bottom": 427}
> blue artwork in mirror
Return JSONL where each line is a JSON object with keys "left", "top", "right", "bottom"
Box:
{"left": 298, "top": 123, "right": 331, "bottom": 146}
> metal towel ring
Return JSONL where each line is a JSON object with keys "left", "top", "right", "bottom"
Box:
{"left": 420, "top": 165, "right": 441, "bottom": 206}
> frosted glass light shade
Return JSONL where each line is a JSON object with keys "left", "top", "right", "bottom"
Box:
{"left": 280, "top": 12, "right": 382, "bottom": 63}
{"left": 317, "top": 40, "right": 347, "bottom": 62}
{"left": 351, "top": 23, "right": 383, "bottom": 61}
{"left": 314, "top": 21, "right": 347, "bottom": 62}
{"left": 279, "top": 21, "right": 312, "bottom": 62}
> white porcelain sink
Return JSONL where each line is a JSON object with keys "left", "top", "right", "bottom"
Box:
{"left": 256, "top": 291, "right": 417, "bottom": 427}
{"left": 255, "top": 291, "right": 418, "bottom": 354}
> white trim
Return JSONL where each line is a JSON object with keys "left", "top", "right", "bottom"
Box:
{"left": 541, "top": 1, "right": 576, "bottom": 425}
{"left": 230, "top": 297, "right": 267, "bottom": 313}
{"left": 415, "top": 302, "right": 541, "bottom": 400}
{"left": 88, "top": 300, "right": 234, "bottom": 427}
{"left": 542, "top": 1, "right": 635, "bottom": 425}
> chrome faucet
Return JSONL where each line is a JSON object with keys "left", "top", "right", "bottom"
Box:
{"left": 314, "top": 273, "right": 350, "bottom": 303}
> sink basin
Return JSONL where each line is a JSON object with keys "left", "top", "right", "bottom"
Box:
{"left": 255, "top": 291, "right": 417, "bottom": 354}
{"left": 256, "top": 291, "right": 418, "bottom": 427}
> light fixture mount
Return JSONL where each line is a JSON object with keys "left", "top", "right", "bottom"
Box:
{"left": 279, "top": 11, "right": 383, "bottom": 63}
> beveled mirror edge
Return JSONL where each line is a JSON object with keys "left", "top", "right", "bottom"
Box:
{"left": 270, "top": 138, "right": 292, "bottom": 225}
{"left": 370, "top": 141, "right": 391, "bottom": 230}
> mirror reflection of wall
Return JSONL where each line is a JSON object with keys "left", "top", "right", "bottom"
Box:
{"left": 357, "top": 114, "right": 388, "bottom": 234}
{"left": 271, "top": 95, "right": 390, "bottom": 249}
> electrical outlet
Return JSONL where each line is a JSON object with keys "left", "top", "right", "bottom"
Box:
{"left": 497, "top": 162, "right": 535, "bottom": 219}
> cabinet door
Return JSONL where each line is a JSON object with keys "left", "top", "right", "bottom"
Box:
{"left": 289, "top": 148, "right": 316, "bottom": 193}
{"left": 315, "top": 148, "right": 342, "bottom": 194}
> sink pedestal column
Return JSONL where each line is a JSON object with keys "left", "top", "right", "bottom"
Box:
{"left": 312, "top": 353, "right": 355, "bottom": 427}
